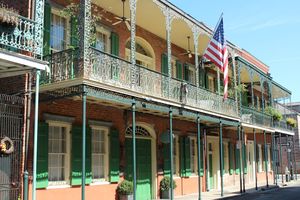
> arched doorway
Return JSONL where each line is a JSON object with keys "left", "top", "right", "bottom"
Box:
{"left": 125, "top": 124, "right": 156, "bottom": 200}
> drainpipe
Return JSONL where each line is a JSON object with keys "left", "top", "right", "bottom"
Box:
{"left": 241, "top": 127, "right": 245, "bottom": 193}
{"left": 169, "top": 107, "right": 174, "bottom": 200}
{"left": 253, "top": 128, "right": 258, "bottom": 190}
{"left": 204, "top": 129, "right": 209, "bottom": 192}
{"left": 219, "top": 121, "right": 224, "bottom": 197}
{"left": 32, "top": 70, "right": 40, "bottom": 200}
{"left": 293, "top": 135, "right": 297, "bottom": 180}
{"left": 132, "top": 99, "right": 137, "bottom": 200}
{"left": 271, "top": 133, "right": 276, "bottom": 185}
{"left": 196, "top": 115, "right": 201, "bottom": 200}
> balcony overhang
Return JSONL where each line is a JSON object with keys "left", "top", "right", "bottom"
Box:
{"left": 241, "top": 122, "right": 275, "bottom": 133}
{"left": 0, "top": 49, "right": 49, "bottom": 78}
{"left": 274, "top": 128, "right": 295, "bottom": 136}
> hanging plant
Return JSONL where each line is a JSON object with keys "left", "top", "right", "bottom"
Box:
{"left": 265, "top": 106, "right": 283, "bottom": 121}
{"left": 0, "top": 4, "right": 19, "bottom": 26}
{"left": 61, "top": 3, "right": 104, "bottom": 47}
{"left": 0, "top": 136, "right": 14, "bottom": 155}
{"left": 286, "top": 118, "right": 297, "bottom": 128}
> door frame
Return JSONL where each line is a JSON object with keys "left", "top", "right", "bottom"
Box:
{"left": 125, "top": 122, "right": 157, "bottom": 199}
{"left": 247, "top": 140, "right": 255, "bottom": 183}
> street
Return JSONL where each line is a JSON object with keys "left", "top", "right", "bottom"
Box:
{"left": 227, "top": 184, "right": 300, "bottom": 200}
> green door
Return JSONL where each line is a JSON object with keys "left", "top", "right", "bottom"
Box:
{"left": 209, "top": 153, "right": 213, "bottom": 189}
{"left": 125, "top": 138, "right": 152, "bottom": 200}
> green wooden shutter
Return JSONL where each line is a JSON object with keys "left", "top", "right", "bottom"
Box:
{"left": 111, "top": 32, "right": 119, "bottom": 56}
{"left": 179, "top": 137, "right": 185, "bottom": 177}
{"left": 86, "top": 128, "right": 92, "bottom": 184}
{"left": 262, "top": 145, "right": 265, "bottom": 171}
{"left": 256, "top": 144, "right": 259, "bottom": 165}
{"left": 176, "top": 60, "right": 183, "bottom": 80}
{"left": 163, "top": 143, "right": 171, "bottom": 176}
{"left": 109, "top": 129, "right": 120, "bottom": 182}
{"left": 235, "top": 144, "right": 240, "bottom": 174}
{"left": 200, "top": 140, "right": 204, "bottom": 176}
{"left": 242, "top": 91, "right": 249, "bottom": 106}
{"left": 199, "top": 67, "right": 205, "bottom": 87}
{"left": 185, "top": 137, "right": 191, "bottom": 177}
{"left": 161, "top": 53, "right": 168, "bottom": 75}
{"left": 37, "top": 122, "right": 49, "bottom": 189}
{"left": 71, "top": 126, "right": 92, "bottom": 185}
{"left": 243, "top": 144, "right": 247, "bottom": 174}
{"left": 205, "top": 72, "right": 209, "bottom": 89}
{"left": 184, "top": 63, "right": 189, "bottom": 81}
{"left": 43, "top": 2, "right": 51, "bottom": 56}
{"left": 70, "top": 16, "right": 79, "bottom": 47}
{"left": 229, "top": 142, "right": 234, "bottom": 175}
{"left": 222, "top": 143, "right": 225, "bottom": 174}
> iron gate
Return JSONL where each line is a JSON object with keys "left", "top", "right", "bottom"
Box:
{"left": 0, "top": 94, "right": 24, "bottom": 200}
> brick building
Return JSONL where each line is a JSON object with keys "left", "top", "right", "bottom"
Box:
{"left": 0, "top": 0, "right": 298, "bottom": 200}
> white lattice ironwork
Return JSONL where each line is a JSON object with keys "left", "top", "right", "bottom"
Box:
{"left": 126, "top": 126, "right": 150, "bottom": 137}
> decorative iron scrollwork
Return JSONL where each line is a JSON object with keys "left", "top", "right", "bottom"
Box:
{"left": 0, "top": 136, "right": 14, "bottom": 155}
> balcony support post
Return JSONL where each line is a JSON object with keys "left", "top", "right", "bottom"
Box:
{"left": 271, "top": 133, "right": 276, "bottom": 185}
{"left": 130, "top": 0, "right": 137, "bottom": 87}
{"left": 169, "top": 107, "right": 174, "bottom": 200}
{"left": 253, "top": 128, "right": 258, "bottom": 190}
{"left": 264, "top": 130, "right": 269, "bottom": 187}
{"left": 260, "top": 77, "right": 265, "bottom": 124}
{"left": 196, "top": 115, "right": 201, "bottom": 200}
{"left": 219, "top": 121, "right": 224, "bottom": 197}
{"left": 32, "top": 70, "right": 40, "bottom": 200}
{"left": 229, "top": 52, "right": 239, "bottom": 115}
{"left": 132, "top": 99, "right": 137, "bottom": 200}
{"left": 293, "top": 135, "right": 297, "bottom": 180}
{"left": 268, "top": 81, "right": 273, "bottom": 107}
{"left": 204, "top": 129, "right": 209, "bottom": 191}
{"left": 250, "top": 69, "right": 254, "bottom": 108}
{"left": 165, "top": 7, "right": 174, "bottom": 98}
{"left": 238, "top": 125, "right": 243, "bottom": 193}
{"left": 34, "top": 0, "right": 45, "bottom": 56}
{"left": 192, "top": 27, "right": 200, "bottom": 103}
{"left": 279, "top": 133, "right": 284, "bottom": 184}
{"left": 237, "top": 63, "right": 242, "bottom": 118}
{"left": 241, "top": 126, "right": 245, "bottom": 193}
{"left": 81, "top": 85, "right": 87, "bottom": 200}
{"left": 286, "top": 135, "right": 290, "bottom": 181}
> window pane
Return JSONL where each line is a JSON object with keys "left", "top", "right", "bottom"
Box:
{"left": 51, "top": 14, "right": 67, "bottom": 52}
{"left": 92, "top": 128, "right": 106, "bottom": 180}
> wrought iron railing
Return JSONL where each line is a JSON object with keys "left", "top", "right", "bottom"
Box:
{"left": 241, "top": 106, "right": 273, "bottom": 128}
{"left": 42, "top": 48, "right": 79, "bottom": 84}
{"left": 41, "top": 48, "right": 239, "bottom": 118}
{"left": 273, "top": 120, "right": 294, "bottom": 132}
{"left": 0, "top": 15, "right": 36, "bottom": 53}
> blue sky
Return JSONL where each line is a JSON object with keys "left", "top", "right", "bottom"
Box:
{"left": 169, "top": 0, "right": 300, "bottom": 102}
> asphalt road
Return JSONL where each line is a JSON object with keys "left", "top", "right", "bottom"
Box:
{"left": 227, "top": 184, "right": 300, "bottom": 200}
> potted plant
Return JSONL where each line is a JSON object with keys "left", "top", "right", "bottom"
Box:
{"left": 265, "top": 106, "right": 283, "bottom": 122}
{"left": 160, "top": 176, "right": 177, "bottom": 199}
{"left": 117, "top": 180, "right": 133, "bottom": 200}
{"left": 286, "top": 117, "right": 297, "bottom": 128}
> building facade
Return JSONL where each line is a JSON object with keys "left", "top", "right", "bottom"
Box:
{"left": 0, "top": 0, "right": 298, "bottom": 200}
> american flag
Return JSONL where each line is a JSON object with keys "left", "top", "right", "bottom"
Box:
{"left": 203, "top": 16, "right": 229, "bottom": 99}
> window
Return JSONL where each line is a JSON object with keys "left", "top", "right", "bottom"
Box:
{"left": 186, "top": 64, "right": 196, "bottom": 84}
{"left": 50, "top": 10, "right": 69, "bottom": 52}
{"left": 267, "top": 145, "right": 271, "bottom": 171}
{"left": 91, "top": 127, "right": 109, "bottom": 182}
{"left": 95, "top": 27, "right": 111, "bottom": 53}
{"left": 258, "top": 144, "right": 262, "bottom": 172}
{"left": 190, "top": 137, "right": 198, "bottom": 174}
{"left": 48, "top": 123, "right": 70, "bottom": 185}
{"left": 208, "top": 76, "right": 215, "bottom": 92}
{"left": 171, "top": 57, "right": 177, "bottom": 78}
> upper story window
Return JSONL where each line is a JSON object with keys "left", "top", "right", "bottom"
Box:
{"left": 208, "top": 75, "right": 215, "bottom": 92}
{"left": 185, "top": 64, "right": 196, "bottom": 85}
{"left": 94, "top": 26, "right": 111, "bottom": 53}
{"left": 50, "top": 9, "right": 69, "bottom": 52}
{"left": 125, "top": 37, "right": 155, "bottom": 70}
{"left": 48, "top": 122, "right": 71, "bottom": 186}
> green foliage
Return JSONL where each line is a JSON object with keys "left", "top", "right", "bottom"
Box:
{"left": 265, "top": 106, "right": 283, "bottom": 121}
{"left": 286, "top": 117, "right": 297, "bottom": 128}
{"left": 160, "top": 176, "right": 177, "bottom": 191}
{"left": 117, "top": 180, "right": 133, "bottom": 195}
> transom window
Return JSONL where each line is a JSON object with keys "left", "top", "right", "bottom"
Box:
{"left": 91, "top": 127, "right": 109, "bottom": 182}
{"left": 48, "top": 124, "right": 70, "bottom": 185}
{"left": 50, "top": 11, "right": 69, "bottom": 52}
{"left": 125, "top": 38, "right": 155, "bottom": 70}
{"left": 126, "top": 126, "right": 151, "bottom": 137}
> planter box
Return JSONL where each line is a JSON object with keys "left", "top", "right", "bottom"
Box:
{"left": 119, "top": 194, "right": 133, "bottom": 200}
{"left": 160, "top": 189, "right": 172, "bottom": 199}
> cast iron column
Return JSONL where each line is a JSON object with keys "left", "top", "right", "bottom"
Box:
{"left": 81, "top": 85, "right": 87, "bottom": 200}
{"left": 279, "top": 133, "right": 284, "bottom": 184}
{"left": 219, "top": 121, "right": 224, "bottom": 197}
{"left": 264, "top": 131, "right": 269, "bottom": 187}
{"left": 241, "top": 127, "right": 245, "bottom": 193}
{"left": 197, "top": 115, "right": 201, "bottom": 200}
{"left": 238, "top": 125, "right": 242, "bottom": 193}
{"left": 32, "top": 70, "right": 40, "bottom": 200}
{"left": 169, "top": 107, "right": 174, "bottom": 200}
{"left": 254, "top": 128, "right": 258, "bottom": 190}
{"left": 132, "top": 100, "right": 137, "bottom": 200}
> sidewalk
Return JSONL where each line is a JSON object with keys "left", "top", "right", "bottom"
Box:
{"left": 174, "top": 177, "right": 300, "bottom": 200}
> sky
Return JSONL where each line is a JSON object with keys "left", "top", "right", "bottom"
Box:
{"left": 169, "top": 0, "right": 300, "bottom": 102}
